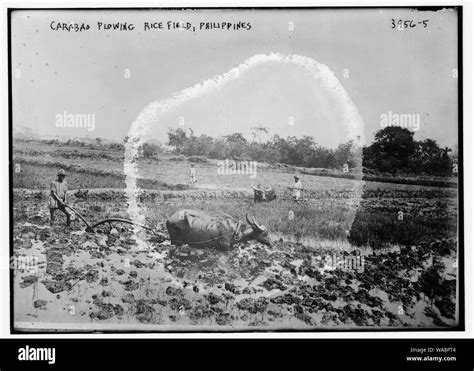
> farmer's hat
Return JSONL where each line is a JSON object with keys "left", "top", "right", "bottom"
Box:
{"left": 294, "top": 174, "right": 300, "bottom": 179}
{"left": 57, "top": 169, "right": 66, "bottom": 176}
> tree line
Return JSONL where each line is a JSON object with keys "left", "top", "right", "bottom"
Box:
{"left": 163, "top": 126, "right": 456, "bottom": 177}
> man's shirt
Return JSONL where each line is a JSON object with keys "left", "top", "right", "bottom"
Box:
{"left": 50, "top": 180, "right": 68, "bottom": 208}
{"left": 292, "top": 180, "right": 303, "bottom": 199}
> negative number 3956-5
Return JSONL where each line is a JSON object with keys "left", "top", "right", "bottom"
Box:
{"left": 391, "top": 19, "right": 429, "bottom": 29}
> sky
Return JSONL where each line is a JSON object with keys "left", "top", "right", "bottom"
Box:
{"left": 11, "top": 8, "right": 459, "bottom": 149}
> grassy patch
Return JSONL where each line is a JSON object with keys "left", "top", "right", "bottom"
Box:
{"left": 348, "top": 211, "right": 457, "bottom": 248}
{"left": 12, "top": 163, "right": 170, "bottom": 190}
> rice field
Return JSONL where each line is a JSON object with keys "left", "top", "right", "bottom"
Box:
{"left": 11, "top": 138, "right": 459, "bottom": 330}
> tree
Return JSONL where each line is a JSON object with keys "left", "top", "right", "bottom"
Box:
{"left": 141, "top": 142, "right": 161, "bottom": 158}
{"left": 334, "top": 140, "right": 359, "bottom": 169}
{"left": 181, "top": 135, "right": 213, "bottom": 157}
{"left": 451, "top": 144, "right": 458, "bottom": 164}
{"left": 250, "top": 125, "right": 269, "bottom": 143}
{"left": 410, "top": 139, "right": 454, "bottom": 175}
{"left": 167, "top": 128, "right": 188, "bottom": 153}
{"left": 441, "top": 147, "right": 452, "bottom": 159}
{"left": 364, "top": 127, "right": 416, "bottom": 174}
{"left": 224, "top": 133, "right": 248, "bottom": 159}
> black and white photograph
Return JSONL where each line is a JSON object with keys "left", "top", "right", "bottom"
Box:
{"left": 9, "top": 7, "right": 462, "bottom": 332}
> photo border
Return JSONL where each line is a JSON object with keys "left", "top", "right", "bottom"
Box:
{"left": 7, "top": 5, "right": 465, "bottom": 334}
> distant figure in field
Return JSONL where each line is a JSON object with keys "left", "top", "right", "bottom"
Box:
{"left": 189, "top": 163, "right": 197, "bottom": 187}
{"left": 291, "top": 174, "right": 303, "bottom": 201}
{"left": 50, "top": 169, "right": 71, "bottom": 226}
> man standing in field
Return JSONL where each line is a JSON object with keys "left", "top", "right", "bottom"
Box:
{"left": 50, "top": 169, "right": 71, "bottom": 227}
{"left": 189, "top": 163, "right": 197, "bottom": 187}
{"left": 291, "top": 174, "right": 303, "bottom": 201}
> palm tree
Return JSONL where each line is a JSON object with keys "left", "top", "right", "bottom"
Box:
{"left": 441, "top": 147, "right": 452, "bottom": 159}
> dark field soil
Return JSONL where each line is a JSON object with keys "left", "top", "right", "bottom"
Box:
{"left": 13, "top": 190, "right": 458, "bottom": 331}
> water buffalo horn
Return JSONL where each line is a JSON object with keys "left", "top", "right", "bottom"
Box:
{"left": 246, "top": 213, "right": 254, "bottom": 226}
{"left": 246, "top": 214, "right": 264, "bottom": 231}
{"left": 251, "top": 216, "right": 264, "bottom": 231}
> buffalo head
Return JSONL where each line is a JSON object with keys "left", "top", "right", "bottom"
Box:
{"left": 246, "top": 213, "right": 271, "bottom": 246}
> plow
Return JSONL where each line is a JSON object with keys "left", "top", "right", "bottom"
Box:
{"left": 64, "top": 203, "right": 159, "bottom": 235}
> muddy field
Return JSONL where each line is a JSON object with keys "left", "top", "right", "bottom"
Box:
{"left": 13, "top": 188, "right": 458, "bottom": 331}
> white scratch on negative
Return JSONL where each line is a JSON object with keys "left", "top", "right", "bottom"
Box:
{"left": 124, "top": 53, "right": 366, "bottom": 248}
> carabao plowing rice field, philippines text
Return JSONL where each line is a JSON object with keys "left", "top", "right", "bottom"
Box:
{"left": 12, "top": 137, "right": 459, "bottom": 330}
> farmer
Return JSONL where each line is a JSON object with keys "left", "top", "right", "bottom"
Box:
{"left": 50, "top": 169, "right": 71, "bottom": 226}
{"left": 189, "top": 163, "right": 197, "bottom": 187}
{"left": 291, "top": 174, "right": 303, "bottom": 201}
